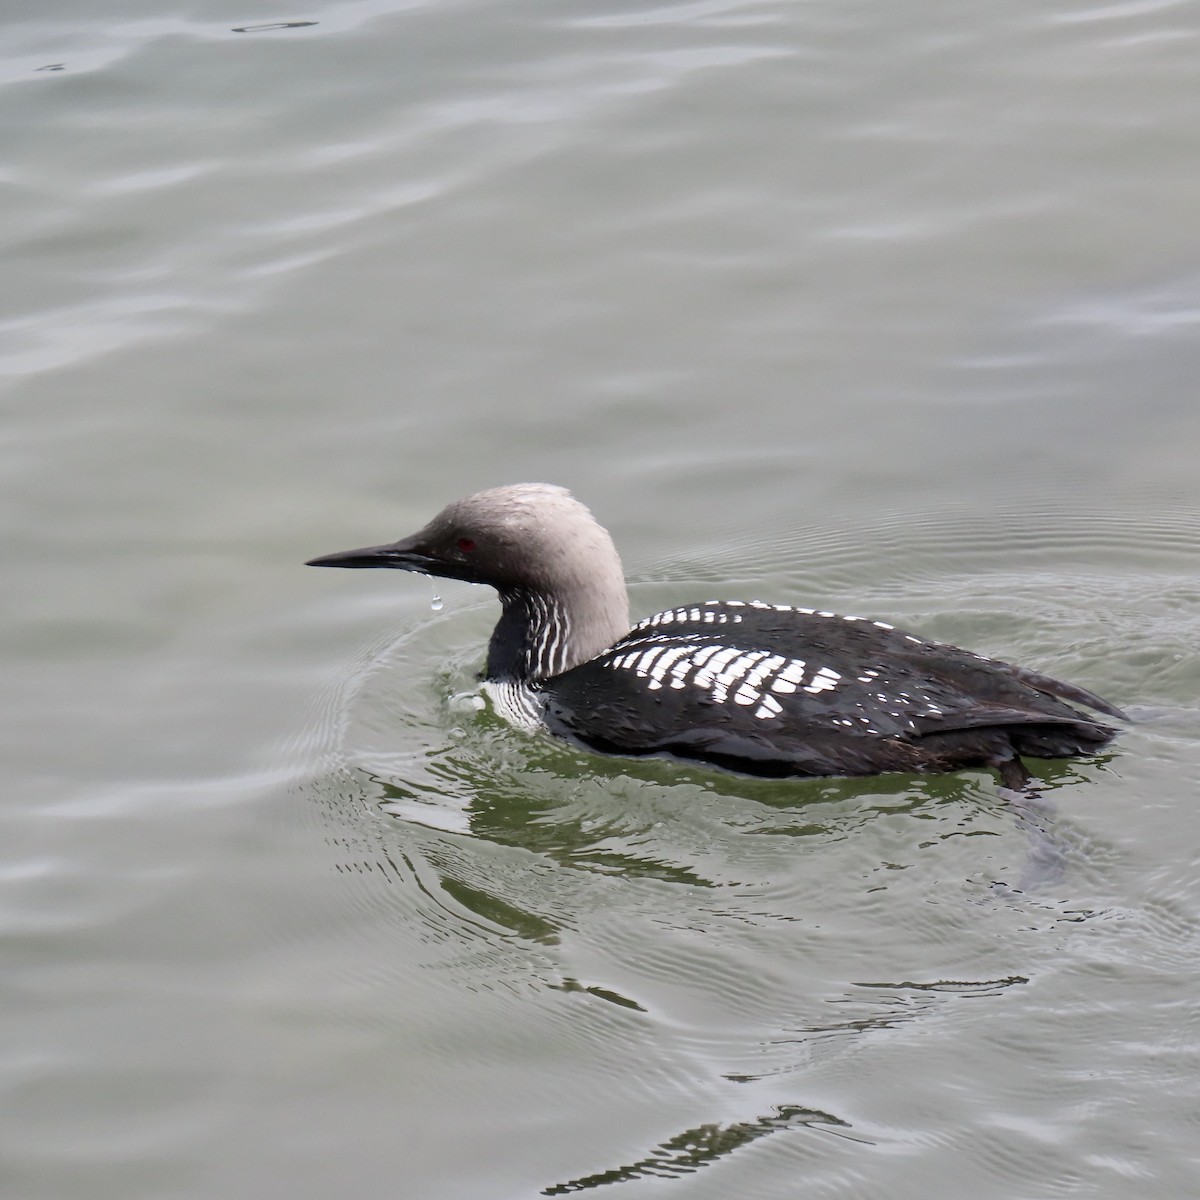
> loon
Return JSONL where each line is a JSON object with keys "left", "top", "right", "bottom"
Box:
{"left": 307, "top": 483, "right": 1125, "bottom": 789}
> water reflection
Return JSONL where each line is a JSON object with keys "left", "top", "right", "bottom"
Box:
{"left": 721, "top": 974, "right": 1032, "bottom": 1085}
{"left": 367, "top": 718, "right": 1109, "bottom": 893}
{"left": 231, "top": 22, "right": 319, "bottom": 33}
{"left": 438, "top": 874, "right": 559, "bottom": 944}
{"left": 551, "top": 977, "right": 647, "bottom": 1012}
{"left": 541, "top": 1103, "right": 857, "bottom": 1195}
{"left": 311, "top": 732, "right": 1119, "bottom": 1067}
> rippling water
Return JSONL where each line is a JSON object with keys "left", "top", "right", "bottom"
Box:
{"left": 3, "top": 1, "right": 1200, "bottom": 1197}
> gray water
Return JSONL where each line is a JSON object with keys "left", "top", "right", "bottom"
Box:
{"left": 4, "top": 2, "right": 1200, "bottom": 1197}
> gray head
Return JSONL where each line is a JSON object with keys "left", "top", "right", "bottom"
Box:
{"left": 308, "top": 483, "right": 631, "bottom": 680}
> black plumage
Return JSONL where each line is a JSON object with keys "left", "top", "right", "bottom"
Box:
{"left": 540, "top": 602, "right": 1122, "bottom": 786}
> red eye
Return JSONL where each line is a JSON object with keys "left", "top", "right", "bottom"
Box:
{"left": 456, "top": 537, "right": 476, "bottom": 553}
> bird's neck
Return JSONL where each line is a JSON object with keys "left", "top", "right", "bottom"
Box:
{"left": 486, "top": 584, "right": 629, "bottom": 683}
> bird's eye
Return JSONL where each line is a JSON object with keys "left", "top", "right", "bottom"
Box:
{"left": 456, "top": 537, "right": 476, "bottom": 553}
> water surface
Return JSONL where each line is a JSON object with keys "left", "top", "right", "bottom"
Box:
{"left": 3, "top": 1, "right": 1200, "bottom": 1197}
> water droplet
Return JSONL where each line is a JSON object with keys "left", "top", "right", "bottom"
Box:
{"left": 430, "top": 592, "right": 443, "bottom": 612}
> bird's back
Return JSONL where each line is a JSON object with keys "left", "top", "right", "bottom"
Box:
{"left": 539, "top": 601, "right": 1120, "bottom": 780}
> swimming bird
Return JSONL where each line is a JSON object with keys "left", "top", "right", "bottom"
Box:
{"left": 307, "top": 483, "right": 1125, "bottom": 789}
